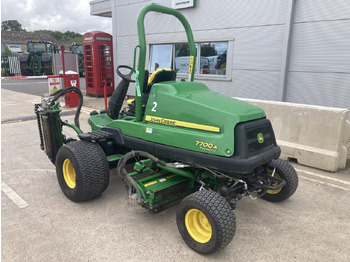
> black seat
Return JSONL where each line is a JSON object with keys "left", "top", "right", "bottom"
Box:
{"left": 124, "top": 69, "right": 176, "bottom": 117}
{"left": 145, "top": 68, "right": 176, "bottom": 93}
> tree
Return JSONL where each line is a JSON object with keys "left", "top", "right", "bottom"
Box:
{"left": 175, "top": 44, "right": 190, "bottom": 57}
{"left": 1, "top": 20, "right": 26, "bottom": 31}
{"left": 201, "top": 43, "right": 217, "bottom": 56}
{"left": 34, "top": 30, "right": 83, "bottom": 43}
{"left": 4, "top": 46, "right": 12, "bottom": 55}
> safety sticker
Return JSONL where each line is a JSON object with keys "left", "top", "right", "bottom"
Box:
{"left": 188, "top": 55, "right": 194, "bottom": 74}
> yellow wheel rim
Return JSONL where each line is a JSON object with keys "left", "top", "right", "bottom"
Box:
{"left": 62, "top": 159, "right": 76, "bottom": 189}
{"left": 185, "top": 209, "right": 212, "bottom": 243}
{"left": 267, "top": 171, "right": 282, "bottom": 194}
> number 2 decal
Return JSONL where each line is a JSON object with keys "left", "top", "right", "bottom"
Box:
{"left": 152, "top": 102, "right": 157, "bottom": 112}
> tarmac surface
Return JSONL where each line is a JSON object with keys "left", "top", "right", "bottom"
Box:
{"left": 1, "top": 79, "right": 350, "bottom": 261}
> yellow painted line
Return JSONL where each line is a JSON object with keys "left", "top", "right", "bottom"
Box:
{"left": 299, "top": 175, "right": 350, "bottom": 192}
{"left": 80, "top": 108, "right": 91, "bottom": 115}
{"left": 1, "top": 119, "right": 23, "bottom": 124}
{"left": 1, "top": 102, "right": 18, "bottom": 105}
{"left": 145, "top": 115, "right": 220, "bottom": 133}
{"left": 2, "top": 169, "right": 56, "bottom": 175}
{"left": 295, "top": 168, "right": 350, "bottom": 185}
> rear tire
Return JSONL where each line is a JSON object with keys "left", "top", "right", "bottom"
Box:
{"left": 176, "top": 190, "right": 236, "bottom": 254}
{"left": 55, "top": 141, "right": 110, "bottom": 202}
{"left": 42, "top": 61, "right": 53, "bottom": 75}
{"left": 262, "top": 159, "right": 298, "bottom": 202}
{"left": 20, "top": 62, "right": 32, "bottom": 76}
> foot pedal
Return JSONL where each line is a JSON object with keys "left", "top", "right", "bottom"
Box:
{"left": 78, "top": 127, "right": 124, "bottom": 145}
{"left": 90, "top": 110, "right": 98, "bottom": 116}
{"left": 78, "top": 130, "right": 113, "bottom": 142}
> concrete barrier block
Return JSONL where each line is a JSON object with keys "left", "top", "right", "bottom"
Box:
{"left": 238, "top": 98, "right": 350, "bottom": 172}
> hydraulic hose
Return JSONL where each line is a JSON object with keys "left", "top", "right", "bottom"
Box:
{"left": 117, "top": 150, "right": 189, "bottom": 177}
{"left": 49, "top": 86, "right": 83, "bottom": 129}
{"left": 117, "top": 151, "right": 166, "bottom": 183}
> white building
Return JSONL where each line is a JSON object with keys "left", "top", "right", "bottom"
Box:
{"left": 90, "top": 0, "right": 350, "bottom": 112}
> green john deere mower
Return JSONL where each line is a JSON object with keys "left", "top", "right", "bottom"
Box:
{"left": 35, "top": 4, "right": 298, "bottom": 254}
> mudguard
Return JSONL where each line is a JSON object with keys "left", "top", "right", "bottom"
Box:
{"left": 41, "top": 53, "right": 52, "bottom": 63}
{"left": 19, "top": 53, "right": 30, "bottom": 63}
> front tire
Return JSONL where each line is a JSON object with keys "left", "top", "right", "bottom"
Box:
{"left": 176, "top": 190, "right": 236, "bottom": 254}
{"left": 262, "top": 158, "right": 298, "bottom": 202}
{"left": 55, "top": 141, "right": 110, "bottom": 202}
{"left": 42, "top": 61, "right": 53, "bottom": 75}
{"left": 20, "top": 62, "right": 32, "bottom": 76}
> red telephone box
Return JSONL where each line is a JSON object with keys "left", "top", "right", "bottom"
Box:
{"left": 83, "top": 31, "right": 114, "bottom": 97}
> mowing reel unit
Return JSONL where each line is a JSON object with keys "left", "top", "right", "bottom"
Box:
{"left": 35, "top": 86, "right": 83, "bottom": 163}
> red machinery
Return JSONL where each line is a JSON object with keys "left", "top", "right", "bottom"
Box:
{"left": 62, "top": 71, "right": 80, "bottom": 107}
{"left": 47, "top": 45, "right": 80, "bottom": 108}
{"left": 83, "top": 31, "right": 114, "bottom": 97}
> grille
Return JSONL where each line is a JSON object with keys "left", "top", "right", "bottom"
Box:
{"left": 246, "top": 125, "right": 273, "bottom": 154}
{"left": 234, "top": 118, "right": 277, "bottom": 158}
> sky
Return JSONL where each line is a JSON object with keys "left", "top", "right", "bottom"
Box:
{"left": 1, "top": 0, "right": 112, "bottom": 34}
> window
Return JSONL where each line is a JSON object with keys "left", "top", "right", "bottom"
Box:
{"left": 150, "top": 44, "right": 172, "bottom": 72}
{"left": 149, "top": 41, "right": 228, "bottom": 76}
{"left": 174, "top": 43, "right": 197, "bottom": 74}
{"left": 200, "top": 42, "right": 227, "bottom": 75}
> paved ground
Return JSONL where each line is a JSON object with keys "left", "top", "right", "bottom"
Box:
{"left": 1, "top": 80, "right": 350, "bottom": 261}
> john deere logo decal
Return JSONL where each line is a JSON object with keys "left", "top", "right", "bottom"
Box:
{"left": 257, "top": 133, "right": 264, "bottom": 143}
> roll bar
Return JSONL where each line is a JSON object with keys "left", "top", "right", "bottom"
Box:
{"left": 133, "top": 4, "right": 197, "bottom": 122}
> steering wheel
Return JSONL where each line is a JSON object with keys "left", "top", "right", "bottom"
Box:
{"left": 117, "top": 65, "right": 135, "bottom": 83}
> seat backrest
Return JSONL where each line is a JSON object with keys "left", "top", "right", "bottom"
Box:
{"left": 145, "top": 68, "right": 176, "bottom": 93}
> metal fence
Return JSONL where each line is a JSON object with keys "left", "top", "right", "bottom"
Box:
{"left": 1, "top": 54, "right": 79, "bottom": 77}
{"left": 1, "top": 54, "right": 21, "bottom": 76}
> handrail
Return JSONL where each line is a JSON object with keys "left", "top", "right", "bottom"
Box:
{"left": 134, "top": 4, "right": 197, "bottom": 122}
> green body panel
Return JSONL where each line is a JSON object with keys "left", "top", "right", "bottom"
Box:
{"left": 107, "top": 154, "right": 123, "bottom": 162}
{"left": 31, "top": 55, "right": 42, "bottom": 76}
{"left": 88, "top": 81, "right": 265, "bottom": 156}
{"left": 142, "top": 81, "right": 265, "bottom": 156}
{"left": 89, "top": 114, "right": 143, "bottom": 138}
{"left": 88, "top": 114, "right": 113, "bottom": 130}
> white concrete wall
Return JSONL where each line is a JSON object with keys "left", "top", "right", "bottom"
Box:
{"left": 239, "top": 98, "right": 350, "bottom": 172}
{"left": 113, "top": 0, "right": 288, "bottom": 100}
{"left": 287, "top": 0, "right": 350, "bottom": 110}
